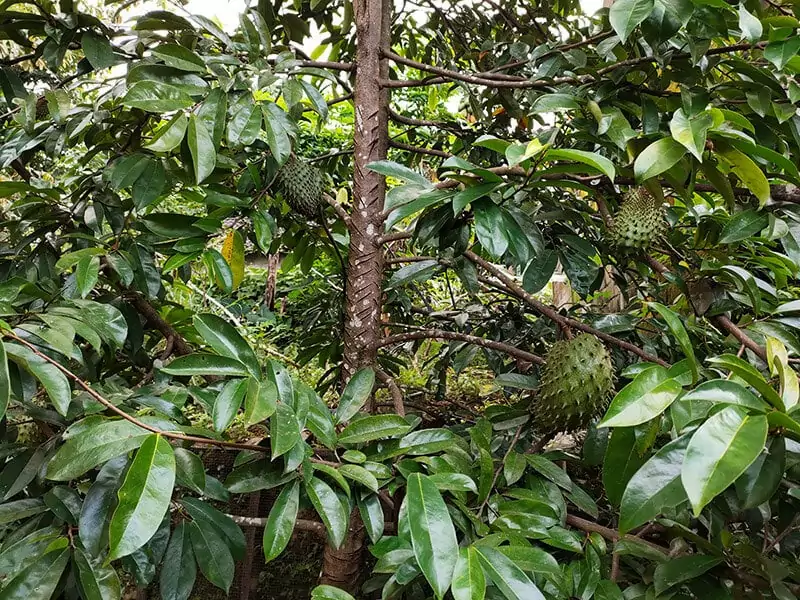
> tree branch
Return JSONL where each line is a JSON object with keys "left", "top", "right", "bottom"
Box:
{"left": 227, "top": 514, "right": 327, "bottom": 537}
{"left": 323, "top": 192, "right": 351, "bottom": 226}
{"left": 711, "top": 314, "right": 768, "bottom": 362}
{"left": 4, "top": 332, "right": 339, "bottom": 464}
{"left": 463, "top": 251, "right": 669, "bottom": 366}
{"left": 374, "top": 367, "right": 405, "bottom": 416}
{"left": 382, "top": 42, "right": 767, "bottom": 89}
{"left": 127, "top": 293, "right": 193, "bottom": 356}
{"left": 376, "top": 328, "right": 544, "bottom": 365}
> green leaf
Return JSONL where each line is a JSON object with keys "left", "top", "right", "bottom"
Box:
{"left": 82, "top": 32, "right": 119, "bottom": 70}
{"left": 144, "top": 113, "right": 188, "bottom": 153}
{"left": 212, "top": 378, "right": 247, "bottom": 432}
{"left": 0, "top": 498, "right": 47, "bottom": 524}
{"left": 74, "top": 547, "right": 122, "bottom": 600}
{"left": 0, "top": 546, "right": 69, "bottom": 600}
{"left": 263, "top": 481, "right": 300, "bottom": 562}
{"left": 619, "top": 433, "right": 690, "bottom": 533}
{"left": 473, "top": 546, "right": 545, "bottom": 600}
{"left": 452, "top": 547, "right": 486, "bottom": 600}
{"left": 152, "top": 44, "right": 206, "bottom": 72}
{"left": 180, "top": 497, "right": 246, "bottom": 560}
{"left": 271, "top": 402, "right": 301, "bottom": 459}
{"left": 0, "top": 341, "right": 10, "bottom": 421}
{"left": 387, "top": 260, "right": 440, "bottom": 290}
{"left": 336, "top": 368, "right": 375, "bottom": 424}
{"left": 599, "top": 366, "right": 682, "bottom": 428}
{"left": 5, "top": 342, "right": 71, "bottom": 416}
{"left": 531, "top": 93, "right": 579, "bottom": 113}
{"left": 108, "top": 434, "right": 176, "bottom": 560}
{"left": 716, "top": 146, "right": 770, "bottom": 207}
{"left": 79, "top": 456, "right": 128, "bottom": 557}
{"left": 473, "top": 199, "right": 509, "bottom": 258}
{"left": 198, "top": 88, "right": 227, "bottom": 147}
{"left": 545, "top": 148, "right": 615, "bottom": 181}
{"left": 525, "top": 455, "right": 572, "bottom": 490}
{"left": 261, "top": 103, "right": 292, "bottom": 165}
{"left": 304, "top": 386, "right": 336, "bottom": 449}
{"left": 357, "top": 493, "right": 384, "bottom": 544}
{"left": 406, "top": 473, "right": 458, "bottom": 599}
{"left": 735, "top": 436, "right": 785, "bottom": 509}
{"left": 161, "top": 354, "right": 250, "bottom": 377}
{"left": 738, "top": 3, "right": 762, "bottom": 42}
{"left": 681, "top": 406, "right": 767, "bottom": 515}
{"left": 338, "top": 415, "right": 411, "bottom": 444}
{"left": 680, "top": 379, "right": 768, "bottom": 413}
{"left": 654, "top": 555, "right": 723, "bottom": 595}
{"left": 603, "top": 427, "right": 648, "bottom": 506}
{"left": 669, "top": 109, "right": 714, "bottom": 162}
{"left": 159, "top": 521, "right": 196, "bottom": 600}
{"left": 311, "top": 586, "right": 356, "bottom": 600}
{"left": 496, "top": 546, "right": 560, "bottom": 575}
{"left": 610, "top": 0, "right": 654, "bottom": 40}
{"left": 174, "top": 447, "right": 206, "bottom": 493}
{"left": 397, "top": 428, "right": 458, "bottom": 456}
{"left": 306, "top": 476, "right": 349, "bottom": 549}
{"left": 764, "top": 37, "right": 800, "bottom": 70}
{"left": 634, "top": 137, "right": 687, "bottom": 182}
{"left": 244, "top": 378, "right": 277, "bottom": 425}
{"left": 131, "top": 159, "right": 166, "bottom": 209}
{"left": 122, "top": 81, "right": 194, "bottom": 112}
{"left": 707, "top": 354, "right": 783, "bottom": 410}
{"left": 338, "top": 464, "right": 380, "bottom": 492}
{"left": 188, "top": 519, "right": 234, "bottom": 593}
{"left": 650, "top": 302, "right": 698, "bottom": 384}
{"left": 188, "top": 114, "right": 216, "bottom": 184}
{"left": 47, "top": 419, "right": 151, "bottom": 480}
{"left": 719, "top": 210, "right": 769, "bottom": 244}
{"left": 367, "top": 160, "right": 432, "bottom": 187}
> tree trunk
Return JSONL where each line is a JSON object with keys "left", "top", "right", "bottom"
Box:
{"left": 320, "top": 0, "right": 390, "bottom": 592}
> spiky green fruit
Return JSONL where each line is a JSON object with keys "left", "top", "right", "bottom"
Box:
{"left": 533, "top": 334, "right": 613, "bottom": 434}
{"left": 609, "top": 187, "right": 666, "bottom": 249}
{"left": 275, "top": 156, "right": 324, "bottom": 218}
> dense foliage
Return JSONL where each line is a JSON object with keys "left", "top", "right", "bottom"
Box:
{"left": 0, "top": 0, "right": 799, "bottom": 598}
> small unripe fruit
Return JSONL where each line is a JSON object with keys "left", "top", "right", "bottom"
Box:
{"left": 609, "top": 187, "right": 667, "bottom": 250}
{"left": 274, "top": 156, "right": 324, "bottom": 218}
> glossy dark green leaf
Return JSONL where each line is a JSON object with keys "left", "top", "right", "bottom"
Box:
{"left": 263, "top": 480, "right": 300, "bottom": 562}
{"left": 306, "top": 476, "right": 349, "bottom": 549}
{"left": 474, "top": 546, "right": 545, "bottom": 600}
{"left": 682, "top": 406, "right": 767, "bottom": 515}
{"left": 0, "top": 498, "right": 47, "bottom": 524}
{"left": 599, "top": 366, "right": 681, "bottom": 428}
{"left": 735, "top": 436, "right": 785, "bottom": 508}
{"left": 357, "top": 493, "right": 384, "bottom": 544}
{"left": 305, "top": 388, "right": 336, "bottom": 449}
{"left": 681, "top": 378, "right": 768, "bottom": 413}
{"left": 634, "top": 137, "right": 686, "bottom": 182}
{"left": 109, "top": 434, "right": 175, "bottom": 560}
{"left": 160, "top": 354, "right": 250, "bottom": 377}
{"left": 525, "top": 455, "right": 572, "bottom": 490}
{"left": 406, "top": 473, "right": 458, "bottom": 599}
{"left": 0, "top": 527, "right": 61, "bottom": 585}
{"left": 339, "top": 464, "right": 379, "bottom": 492}
{"left": 144, "top": 112, "right": 188, "bottom": 152}
{"left": 188, "top": 520, "right": 234, "bottom": 593}
{"left": 335, "top": 367, "right": 375, "bottom": 424}
{"left": 603, "top": 427, "right": 648, "bottom": 506}
{"left": 181, "top": 497, "right": 246, "bottom": 561}
{"left": 719, "top": 209, "right": 769, "bottom": 244}
{"left": 79, "top": 456, "right": 128, "bottom": 556}
{"left": 212, "top": 378, "right": 248, "bottom": 432}
{"left": 44, "top": 485, "right": 82, "bottom": 524}
{"left": 47, "top": 418, "right": 150, "bottom": 480}
{"left": 160, "top": 521, "right": 196, "bottom": 600}
{"left": 174, "top": 448, "right": 206, "bottom": 493}
{"left": 271, "top": 401, "right": 301, "bottom": 459}
{"left": 122, "top": 81, "right": 193, "bottom": 112}
{"left": 310, "top": 586, "right": 356, "bottom": 600}
{"left": 338, "top": 415, "right": 411, "bottom": 444}
{"left": 0, "top": 545, "right": 69, "bottom": 600}
{"left": 496, "top": 546, "right": 560, "bottom": 575}
{"left": 74, "top": 547, "right": 122, "bottom": 600}
{"left": 650, "top": 302, "right": 698, "bottom": 384}
{"left": 0, "top": 342, "right": 12, "bottom": 420}
{"left": 427, "top": 473, "right": 477, "bottom": 493}
{"left": 187, "top": 114, "right": 216, "bottom": 183}
{"left": 619, "top": 433, "right": 691, "bottom": 533}
{"left": 653, "top": 555, "right": 722, "bottom": 595}
{"left": 5, "top": 342, "right": 71, "bottom": 416}
{"left": 545, "top": 148, "right": 615, "bottom": 180}
{"left": 451, "top": 547, "right": 485, "bottom": 600}
{"left": 473, "top": 199, "right": 509, "bottom": 258}
{"left": 707, "top": 355, "right": 782, "bottom": 409}
{"left": 193, "top": 313, "right": 261, "bottom": 378}
{"left": 609, "top": 0, "right": 654, "bottom": 40}
{"left": 261, "top": 103, "right": 292, "bottom": 165}
{"left": 152, "top": 44, "right": 205, "bottom": 72}
{"left": 244, "top": 378, "right": 277, "bottom": 425}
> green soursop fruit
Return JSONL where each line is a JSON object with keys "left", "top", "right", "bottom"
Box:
{"left": 609, "top": 187, "right": 666, "bottom": 249}
{"left": 275, "top": 156, "right": 324, "bottom": 218}
{"left": 533, "top": 334, "right": 613, "bottom": 434}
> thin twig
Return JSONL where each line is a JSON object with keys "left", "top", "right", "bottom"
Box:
{"left": 478, "top": 423, "right": 525, "bottom": 517}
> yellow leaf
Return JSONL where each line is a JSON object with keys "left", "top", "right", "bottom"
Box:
{"left": 221, "top": 230, "right": 245, "bottom": 289}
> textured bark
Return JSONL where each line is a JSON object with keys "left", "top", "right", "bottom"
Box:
{"left": 341, "top": 0, "right": 390, "bottom": 381}
{"left": 320, "top": 0, "right": 390, "bottom": 591}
